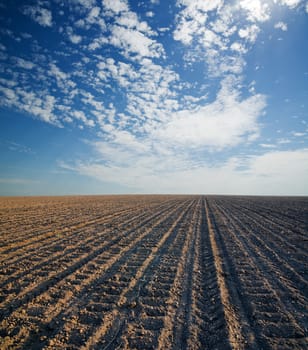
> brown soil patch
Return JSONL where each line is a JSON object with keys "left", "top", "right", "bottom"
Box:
{"left": 0, "top": 195, "right": 307, "bottom": 349}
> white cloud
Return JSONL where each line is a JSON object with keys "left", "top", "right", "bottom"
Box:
{"left": 274, "top": 21, "right": 288, "bottom": 31}
{"left": 103, "top": 0, "right": 129, "bottom": 14}
{"left": 173, "top": 1, "right": 263, "bottom": 76}
{"left": 238, "top": 25, "right": 260, "bottom": 43}
{"left": 177, "top": 0, "right": 223, "bottom": 12}
{"left": 97, "top": 2, "right": 162, "bottom": 60}
{"left": 116, "top": 12, "right": 154, "bottom": 34}
{"left": 275, "top": 0, "right": 302, "bottom": 9}
{"left": 97, "top": 58, "right": 139, "bottom": 87}
{"left": 292, "top": 131, "right": 306, "bottom": 137}
{"left": 87, "top": 6, "right": 100, "bottom": 21}
{"left": 80, "top": 6, "right": 106, "bottom": 30}
{"left": 0, "top": 74, "right": 61, "bottom": 125}
{"left": 174, "top": 1, "right": 210, "bottom": 45}
{"left": 5, "top": 140, "right": 33, "bottom": 154}
{"left": 174, "top": 0, "right": 226, "bottom": 46}
{"left": 74, "top": 0, "right": 96, "bottom": 8}
{"left": 230, "top": 42, "right": 248, "bottom": 54}
{"left": 0, "top": 86, "right": 16, "bottom": 100}
{"left": 173, "top": 18, "right": 200, "bottom": 45}
{"left": 20, "top": 32, "right": 32, "bottom": 39}
{"left": 239, "top": 0, "right": 271, "bottom": 22}
{"left": 13, "top": 57, "right": 35, "bottom": 69}
{"left": 4, "top": 0, "right": 306, "bottom": 197}
{"left": 69, "top": 34, "right": 82, "bottom": 44}
{"left": 72, "top": 110, "right": 95, "bottom": 127}
{"left": 0, "top": 79, "right": 17, "bottom": 88}
{"left": 88, "top": 37, "right": 108, "bottom": 50}
{"left": 306, "top": 2, "right": 308, "bottom": 13}
{"left": 260, "top": 143, "right": 277, "bottom": 148}
{"left": 110, "top": 25, "right": 164, "bottom": 60}
{"left": 49, "top": 62, "right": 67, "bottom": 81}
{"left": 48, "top": 62, "right": 76, "bottom": 91}
{"left": 239, "top": 148, "right": 308, "bottom": 194}
{"left": 172, "top": 0, "right": 304, "bottom": 82}
{"left": 277, "top": 138, "right": 291, "bottom": 144}
{"left": 154, "top": 79, "right": 266, "bottom": 149}
{"left": 17, "top": 90, "right": 59, "bottom": 125}
{"left": 62, "top": 148, "right": 308, "bottom": 195}
{"left": 66, "top": 26, "right": 83, "bottom": 44}
{"left": 80, "top": 91, "right": 105, "bottom": 111}
{"left": 23, "top": 6, "right": 52, "bottom": 27}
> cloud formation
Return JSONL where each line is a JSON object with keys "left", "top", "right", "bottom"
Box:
{"left": 0, "top": 0, "right": 307, "bottom": 194}
{"left": 275, "top": 21, "right": 288, "bottom": 31}
{"left": 23, "top": 5, "right": 52, "bottom": 27}
{"left": 61, "top": 148, "right": 308, "bottom": 195}
{"left": 155, "top": 80, "right": 266, "bottom": 149}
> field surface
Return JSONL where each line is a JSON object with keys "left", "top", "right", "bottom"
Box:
{"left": 0, "top": 195, "right": 307, "bottom": 349}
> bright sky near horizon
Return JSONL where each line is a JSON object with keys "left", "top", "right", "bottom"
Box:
{"left": 0, "top": 0, "right": 307, "bottom": 196}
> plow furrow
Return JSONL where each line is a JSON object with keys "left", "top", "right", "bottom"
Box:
{"left": 0, "top": 195, "right": 306, "bottom": 349}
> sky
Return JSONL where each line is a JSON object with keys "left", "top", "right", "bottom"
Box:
{"left": 0, "top": 0, "right": 308, "bottom": 196}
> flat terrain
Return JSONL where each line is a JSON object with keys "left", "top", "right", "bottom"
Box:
{"left": 0, "top": 195, "right": 307, "bottom": 349}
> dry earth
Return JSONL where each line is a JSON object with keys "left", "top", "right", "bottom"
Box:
{"left": 0, "top": 195, "right": 307, "bottom": 349}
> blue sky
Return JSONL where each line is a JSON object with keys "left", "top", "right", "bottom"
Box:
{"left": 0, "top": 0, "right": 307, "bottom": 195}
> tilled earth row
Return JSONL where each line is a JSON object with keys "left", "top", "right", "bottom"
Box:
{"left": 0, "top": 195, "right": 307, "bottom": 349}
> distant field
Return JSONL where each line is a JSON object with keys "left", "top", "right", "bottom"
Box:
{"left": 0, "top": 195, "right": 307, "bottom": 349}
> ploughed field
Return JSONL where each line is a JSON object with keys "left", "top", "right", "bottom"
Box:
{"left": 0, "top": 195, "right": 307, "bottom": 350}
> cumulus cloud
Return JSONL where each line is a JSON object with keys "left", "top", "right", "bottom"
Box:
{"left": 116, "top": 12, "right": 154, "bottom": 34}
{"left": 16, "top": 90, "right": 58, "bottom": 124}
{"left": 239, "top": 148, "right": 308, "bottom": 193}
{"left": 1, "top": 1, "right": 172, "bottom": 132}
{"left": 154, "top": 79, "right": 266, "bottom": 149}
{"left": 103, "top": 0, "right": 129, "bottom": 14}
{"left": 88, "top": 37, "right": 108, "bottom": 50}
{"left": 66, "top": 26, "right": 83, "bottom": 44}
{"left": 239, "top": 0, "right": 271, "bottom": 22}
{"left": 87, "top": 0, "right": 160, "bottom": 59}
{"left": 275, "top": 0, "right": 302, "bottom": 9}
{"left": 72, "top": 110, "right": 95, "bottom": 127}
{"left": 0, "top": 86, "right": 16, "bottom": 100}
{"left": 62, "top": 148, "right": 308, "bottom": 195}
{"left": 174, "top": 0, "right": 223, "bottom": 45}
{"left": 292, "top": 131, "right": 306, "bottom": 137}
{"left": 2, "top": 0, "right": 306, "bottom": 196}
{"left": 23, "top": 6, "right": 52, "bottom": 27}
{"left": 58, "top": 73, "right": 269, "bottom": 192}
{"left": 48, "top": 62, "right": 76, "bottom": 91}
{"left": 260, "top": 143, "right": 277, "bottom": 148}
{"left": 173, "top": 0, "right": 264, "bottom": 76}
{"left": 13, "top": 57, "right": 35, "bottom": 69}
{"left": 238, "top": 25, "right": 260, "bottom": 43}
{"left": 97, "top": 58, "right": 138, "bottom": 87}
{"left": 110, "top": 25, "right": 164, "bottom": 60}
{"left": 87, "top": 6, "right": 100, "bottom": 21}
{"left": 177, "top": 0, "right": 223, "bottom": 13}
{"left": 230, "top": 42, "right": 248, "bottom": 54}
{"left": 274, "top": 21, "right": 288, "bottom": 31}
{"left": 69, "top": 34, "right": 82, "bottom": 44}
{"left": 74, "top": 0, "right": 96, "bottom": 9}
{"left": 49, "top": 62, "right": 67, "bottom": 80}
{"left": 173, "top": 0, "right": 303, "bottom": 80}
